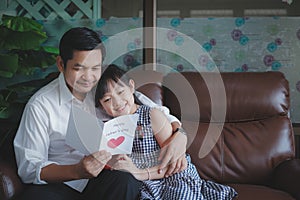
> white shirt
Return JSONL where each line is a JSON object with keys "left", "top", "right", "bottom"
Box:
{"left": 14, "top": 73, "right": 179, "bottom": 192}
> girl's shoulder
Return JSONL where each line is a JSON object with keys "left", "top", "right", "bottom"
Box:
{"left": 137, "top": 105, "right": 166, "bottom": 127}
{"left": 150, "top": 107, "right": 168, "bottom": 126}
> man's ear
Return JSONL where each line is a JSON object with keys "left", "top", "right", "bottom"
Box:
{"left": 56, "top": 56, "right": 64, "bottom": 72}
{"left": 129, "top": 79, "right": 135, "bottom": 93}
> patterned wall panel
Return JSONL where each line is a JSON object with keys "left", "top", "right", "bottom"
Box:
{"left": 157, "top": 17, "right": 300, "bottom": 123}
{"left": 1, "top": 0, "right": 100, "bottom": 20}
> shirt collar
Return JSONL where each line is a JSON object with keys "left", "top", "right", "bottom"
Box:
{"left": 58, "top": 73, "right": 74, "bottom": 105}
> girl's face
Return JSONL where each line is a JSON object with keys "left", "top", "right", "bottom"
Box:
{"left": 99, "top": 79, "right": 136, "bottom": 117}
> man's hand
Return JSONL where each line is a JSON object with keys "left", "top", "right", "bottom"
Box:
{"left": 77, "top": 150, "right": 112, "bottom": 178}
{"left": 158, "top": 129, "right": 188, "bottom": 177}
{"left": 40, "top": 150, "right": 112, "bottom": 182}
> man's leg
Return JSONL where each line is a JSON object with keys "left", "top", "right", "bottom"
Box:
{"left": 16, "top": 183, "right": 82, "bottom": 200}
{"left": 83, "top": 169, "right": 142, "bottom": 200}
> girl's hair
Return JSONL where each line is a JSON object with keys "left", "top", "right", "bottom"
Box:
{"left": 59, "top": 27, "right": 106, "bottom": 67}
{"left": 95, "top": 64, "right": 142, "bottom": 107}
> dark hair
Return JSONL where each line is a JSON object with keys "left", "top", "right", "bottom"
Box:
{"left": 95, "top": 64, "right": 142, "bottom": 107}
{"left": 59, "top": 27, "right": 106, "bottom": 67}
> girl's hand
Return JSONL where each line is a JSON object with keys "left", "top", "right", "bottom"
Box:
{"left": 111, "top": 154, "right": 143, "bottom": 180}
{"left": 111, "top": 154, "right": 137, "bottom": 172}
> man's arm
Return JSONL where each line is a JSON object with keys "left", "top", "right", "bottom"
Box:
{"left": 14, "top": 102, "right": 111, "bottom": 184}
{"left": 14, "top": 103, "right": 52, "bottom": 184}
{"left": 158, "top": 122, "right": 188, "bottom": 177}
{"left": 135, "top": 91, "right": 188, "bottom": 176}
{"left": 40, "top": 150, "right": 111, "bottom": 182}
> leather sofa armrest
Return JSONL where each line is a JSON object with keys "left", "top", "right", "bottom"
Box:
{"left": 0, "top": 161, "right": 24, "bottom": 200}
{"left": 272, "top": 159, "right": 300, "bottom": 200}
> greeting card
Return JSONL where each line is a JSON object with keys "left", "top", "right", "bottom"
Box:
{"left": 66, "top": 106, "right": 138, "bottom": 155}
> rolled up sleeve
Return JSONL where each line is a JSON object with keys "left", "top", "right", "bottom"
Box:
{"left": 135, "top": 91, "right": 181, "bottom": 125}
{"left": 14, "top": 102, "right": 54, "bottom": 184}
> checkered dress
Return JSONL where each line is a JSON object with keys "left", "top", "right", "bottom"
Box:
{"left": 130, "top": 105, "right": 237, "bottom": 200}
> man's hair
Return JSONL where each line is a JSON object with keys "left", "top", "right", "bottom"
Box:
{"left": 59, "top": 27, "right": 106, "bottom": 67}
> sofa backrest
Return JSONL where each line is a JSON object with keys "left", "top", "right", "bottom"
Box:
{"left": 161, "top": 71, "right": 295, "bottom": 185}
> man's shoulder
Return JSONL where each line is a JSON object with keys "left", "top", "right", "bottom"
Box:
{"left": 28, "top": 77, "right": 60, "bottom": 104}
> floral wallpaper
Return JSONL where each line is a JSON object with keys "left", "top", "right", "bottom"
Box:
{"left": 41, "top": 17, "right": 300, "bottom": 122}
{"left": 156, "top": 17, "right": 300, "bottom": 123}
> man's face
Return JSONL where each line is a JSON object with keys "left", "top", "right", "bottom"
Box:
{"left": 58, "top": 49, "right": 102, "bottom": 100}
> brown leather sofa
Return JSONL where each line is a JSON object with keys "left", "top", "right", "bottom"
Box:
{"left": 140, "top": 71, "right": 300, "bottom": 200}
{"left": 1, "top": 71, "right": 300, "bottom": 200}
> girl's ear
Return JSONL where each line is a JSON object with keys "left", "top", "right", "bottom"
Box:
{"left": 129, "top": 79, "right": 135, "bottom": 93}
{"left": 56, "top": 56, "right": 64, "bottom": 72}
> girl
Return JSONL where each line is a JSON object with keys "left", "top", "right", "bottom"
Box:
{"left": 95, "top": 64, "right": 237, "bottom": 200}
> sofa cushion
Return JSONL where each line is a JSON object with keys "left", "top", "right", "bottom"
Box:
{"left": 228, "top": 184, "right": 295, "bottom": 200}
{"left": 137, "top": 83, "right": 163, "bottom": 106}
{"left": 162, "top": 71, "right": 290, "bottom": 122}
{"left": 184, "top": 118, "right": 294, "bottom": 185}
{"left": 163, "top": 72, "right": 294, "bottom": 186}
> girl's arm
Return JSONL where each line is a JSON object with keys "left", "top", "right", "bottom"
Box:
{"left": 135, "top": 164, "right": 168, "bottom": 181}
{"left": 112, "top": 108, "right": 187, "bottom": 180}
{"left": 135, "top": 91, "right": 187, "bottom": 175}
{"left": 150, "top": 109, "right": 187, "bottom": 178}
{"left": 111, "top": 154, "right": 168, "bottom": 181}
{"left": 113, "top": 108, "right": 186, "bottom": 180}
{"left": 150, "top": 108, "right": 173, "bottom": 147}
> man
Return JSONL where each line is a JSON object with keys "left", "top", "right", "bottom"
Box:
{"left": 14, "top": 27, "right": 187, "bottom": 200}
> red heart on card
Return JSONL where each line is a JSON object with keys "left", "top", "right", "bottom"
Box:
{"left": 107, "top": 136, "right": 125, "bottom": 149}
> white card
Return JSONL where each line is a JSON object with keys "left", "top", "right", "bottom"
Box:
{"left": 66, "top": 106, "right": 138, "bottom": 155}
{"left": 100, "top": 114, "right": 138, "bottom": 155}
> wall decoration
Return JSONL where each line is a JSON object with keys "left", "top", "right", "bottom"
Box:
{"left": 19, "top": 16, "right": 300, "bottom": 122}
{"left": 157, "top": 17, "right": 300, "bottom": 122}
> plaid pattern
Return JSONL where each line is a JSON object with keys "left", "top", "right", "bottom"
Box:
{"left": 130, "top": 105, "right": 237, "bottom": 200}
